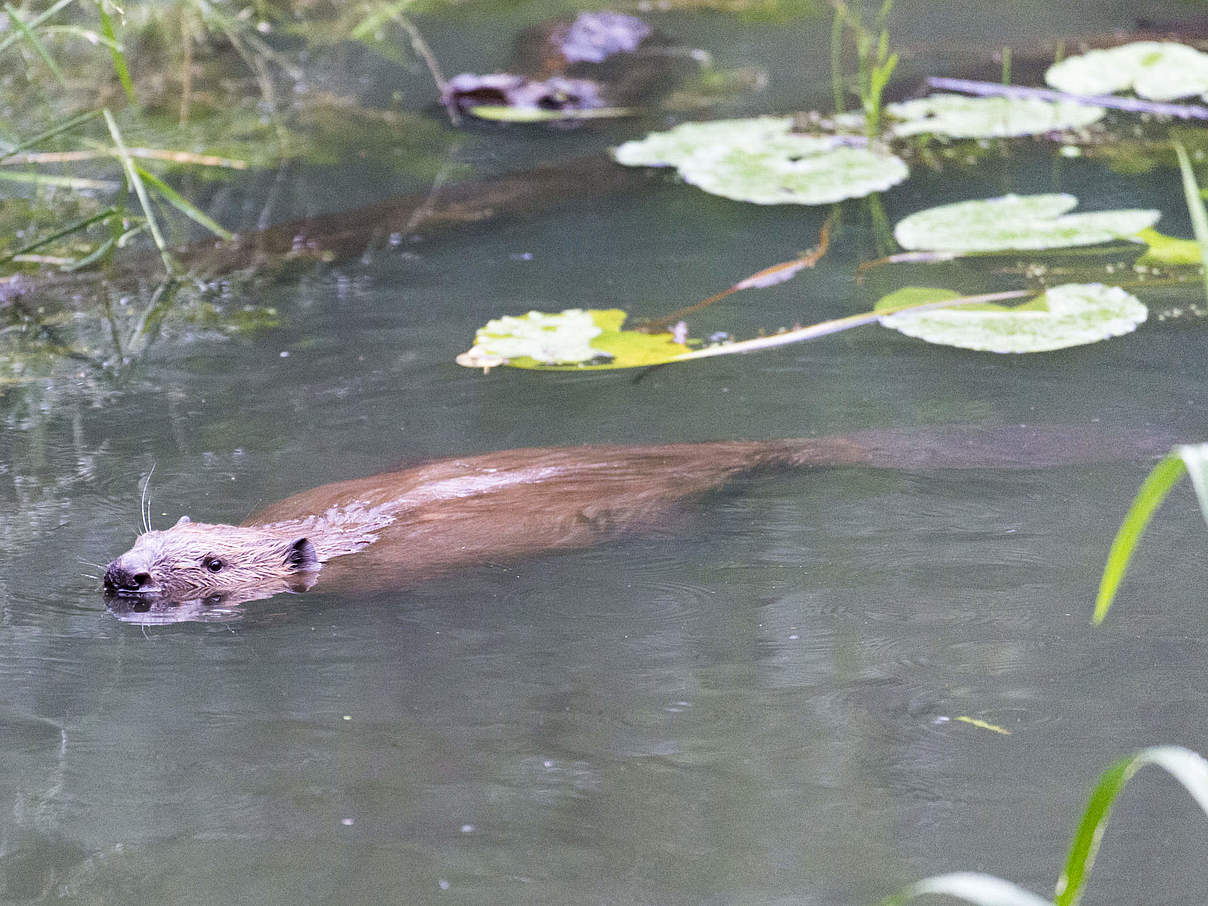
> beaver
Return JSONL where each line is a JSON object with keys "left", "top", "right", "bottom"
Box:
{"left": 102, "top": 424, "right": 1170, "bottom": 619}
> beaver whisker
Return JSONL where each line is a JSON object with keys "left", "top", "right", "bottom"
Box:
{"left": 140, "top": 464, "right": 156, "bottom": 535}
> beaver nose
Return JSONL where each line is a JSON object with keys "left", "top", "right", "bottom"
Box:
{"left": 103, "top": 563, "right": 153, "bottom": 594}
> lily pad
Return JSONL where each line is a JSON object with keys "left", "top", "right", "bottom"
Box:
{"left": 456, "top": 308, "right": 691, "bottom": 370}
{"left": 894, "top": 194, "right": 1160, "bottom": 253}
{"left": 878, "top": 283, "right": 1147, "bottom": 353}
{"left": 1135, "top": 227, "right": 1206, "bottom": 266}
{"left": 886, "top": 93, "right": 1105, "bottom": 138}
{"left": 613, "top": 117, "right": 908, "bottom": 205}
{"left": 1045, "top": 41, "right": 1208, "bottom": 102}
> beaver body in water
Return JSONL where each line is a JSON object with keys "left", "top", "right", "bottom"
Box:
{"left": 103, "top": 425, "right": 1168, "bottom": 618}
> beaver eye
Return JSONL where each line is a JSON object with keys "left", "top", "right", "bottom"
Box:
{"left": 203, "top": 556, "right": 224, "bottom": 573}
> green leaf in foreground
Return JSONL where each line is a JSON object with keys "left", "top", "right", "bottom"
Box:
{"left": 886, "top": 93, "right": 1105, "bottom": 139}
{"left": 1093, "top": 444, "right": 1208, "bottom": 624}
{"left": 880, "top": 871, "right": 1052, "bottom": 906}
{"left": 879, "top": 283, "right": 1146, "bottom": 353}
{"left": 1045, "top": 41, "right": 1208, "bottom": 102}
{"left": 1054, "top": 746, "right": 1208, "bottom": 905}
{"left": 893, "top": 194, "right": 1160, "bottom": 253}
{"left": 613, "top": 117, "right": 909, "bottom": 205}
{"left": 456, "top": 309, "right": 691, "bottom": 370}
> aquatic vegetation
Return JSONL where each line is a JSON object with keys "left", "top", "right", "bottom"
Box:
{"left": 456, "top": 285, "right": 1152, "bottom": 370}
{"left": 883, "top": 745, "right": 1208, "bottom": 906}
{"left": 1045, "top": 41, "right": 1208, "bottom": 102}
{"left": 456, "top": 309, "right": 692, "bottom": 370}
{"left": 877, "top": 283, "right": 1146, "bottom": 353}
{"left": 613, "top": 117, "right": 908, "bottom": 204}
{"left": 885, "top": 93, "right": 1105, "bottom": 139}
{"left": 1093, "top": 443, "right": 1208, "bottom": 624}
{"left": 829, "top": 0, "right": 898, "bottom": 138}
{"left": 892, "top": 194, "right": 1159, "bottom": 253}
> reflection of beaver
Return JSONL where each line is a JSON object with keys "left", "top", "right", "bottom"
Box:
{"left": 103, "top": 425, "right": 1168, "bottom": 618}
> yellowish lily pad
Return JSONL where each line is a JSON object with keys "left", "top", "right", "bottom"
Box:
{"left": 1135, "top": 227, "right": 1206, "bottom": 266}
{"left": 457, "top": 308, "right": 691, "bottom": 370}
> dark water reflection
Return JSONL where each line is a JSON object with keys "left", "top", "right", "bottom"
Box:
{"left": 5, "top": 3, "right": 1208, "bottom": 903}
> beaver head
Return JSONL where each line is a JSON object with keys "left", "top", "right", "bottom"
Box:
{"left": 103, "top": 516, "right": 319, "bottom": 610}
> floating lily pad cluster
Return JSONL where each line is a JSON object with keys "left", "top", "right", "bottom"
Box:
{"left": 1046, "top": 41, "right": 1208, "bottom": 101}
{"left": 612, "top": 117, "right": 909, "bottom": 205}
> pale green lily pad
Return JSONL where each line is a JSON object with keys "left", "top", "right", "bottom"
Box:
{"left": 1045, "top": 41, "right": 1208, "bottom": 101}
{"left": 613, "top": 117, "right": 908, "bottom": 205}
{"left": 886, "top": 94, "right": 1105, "bottom": 138}
{"left": 894, "top": 194, "right": 1160, "bottom": 252}
{"left": 456, "top": 308, "right": 691, "bottom": 370}
{"left": 612, "top": 117, "right": 794, "bottom": 167}
{"left": 878, "top": 282, "right": 1147, "bottom": 353}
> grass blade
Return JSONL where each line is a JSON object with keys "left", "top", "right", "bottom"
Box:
{"left": 0, "top": 108, "right": 102, "bottom": 163}
{"left": 881, "top": 872, "right": 1052, "bottom": 906}
{"left": 102, "top": 107, "right": 175, "bottom": 273}
{"left": 3, "top": 2, "right": 67, "bottom": 84}
{"left": 0, "top": 206, "right": 118, "bottom": 266}
{"left": 1092, "top": 452, "right": 1187, "bottom": 624}
{"left": 98, "top": 4, "right": 135, "bottom": 104}
{"left": 132, "top": 163, "right": 233, "bottom": 240}
{"left": 1054, "top": 746, "right": 1208, "bottom": 906}
{"left": 0, "top": 170, "right": 118, "bottom": 190}
{"left": 0, "top": 0, "right": 74, "bottom": 55}
{"left": 1173, "top": 140, "right": 1208, "bottom": 304}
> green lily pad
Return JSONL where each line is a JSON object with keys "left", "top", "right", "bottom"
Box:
{"left": 878, "top": 282, "right": 1147, "bottom": 353}
{"left": 1135, "top": 227, "right": 1206, "bottom": 266}
{"left": 886, "top": 93, "right": 1105, "bottom": 138}
{"left": 456, "top": 308, "right": 691, "bottom": 370}
{"left": 894, "top": 194, "right": 1160, "bottom": 253}
{"left": 613, "top": 117, "right": 908, "bottom": 205}
{"left": 1045, "top": 41, "right": 1208, "bottom": 101}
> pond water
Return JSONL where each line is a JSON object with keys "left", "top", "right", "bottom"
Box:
{"left": 3, "top": 2, "right": 1208, "bottom": 903}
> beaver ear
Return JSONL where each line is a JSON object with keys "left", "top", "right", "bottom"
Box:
{"left": 175, "top": 515, "right": 191, "bottom": 526}
{"left": 284, "top": 537, "right": 318, "bottom": 570}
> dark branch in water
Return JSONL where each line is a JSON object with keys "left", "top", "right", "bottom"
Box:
{"left": 926, "top": 76, "right": 1208, "bottom": 121}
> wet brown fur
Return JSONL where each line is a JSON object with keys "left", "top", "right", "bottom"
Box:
{"left": 104, "top": 426, "right": 1170, "bottom": 611}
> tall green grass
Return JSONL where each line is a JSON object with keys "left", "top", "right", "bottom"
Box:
{"left": 829, "top": 0, "right": 899, "bottom": 138}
